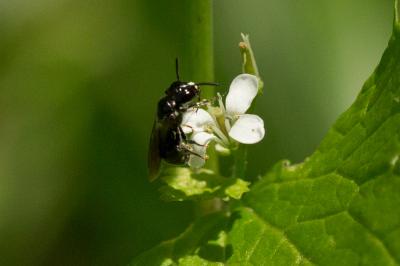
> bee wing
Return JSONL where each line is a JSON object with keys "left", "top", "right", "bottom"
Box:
{"left": 148, "top": 120, "right": 161, "bottom": 181}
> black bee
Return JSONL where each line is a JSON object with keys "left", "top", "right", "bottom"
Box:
{"left": 148, "top": 60, "right": 218, "bottom": 181}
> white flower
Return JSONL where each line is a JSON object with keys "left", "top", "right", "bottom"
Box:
{"left": 181, "top": 74, "right": 265, "bottom": 168}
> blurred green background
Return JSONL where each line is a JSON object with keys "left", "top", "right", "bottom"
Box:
{"left": 0, "top": 0, "right": 393, "bottom": 265}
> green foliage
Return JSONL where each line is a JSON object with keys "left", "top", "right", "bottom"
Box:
{"left": 132, "top": 8, "right": 400, "bottom": 266}
{"left": 159, "top": 167, "right": 250, "bottom": 201}
{"left": 131, "top": 213, "right": 230, "bottom": 266}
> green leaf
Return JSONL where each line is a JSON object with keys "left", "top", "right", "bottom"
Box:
{"left": 159, "top": 167, "right": 250, "bottom": 201}
{"left": 227, "top": 16, "right": 400, "bottom": 264}
{"left": 224, "top": 178, "right": 250, "bottom": 200}
{"left": 228, "top": 15, "right": 400, "bottom": 265}
{"left": 132, "top": 5, "right": 400, "bottom": 265}
{"left": 130, "top": 213, "right": 232, "bottom": 266}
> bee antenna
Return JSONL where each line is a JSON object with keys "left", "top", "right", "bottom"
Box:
{"left": 196, "top": 82, "right": 220, "bottom": 86}
{"left": 175, "top": 58, "right": 180, "bottom": 81}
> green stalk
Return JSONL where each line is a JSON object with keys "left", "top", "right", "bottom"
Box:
{"left": 183, "top": 0, "right": 217, "bottom": 174}
{"left": 183, "top": 1, "right": 214, "bottom": 89}
{"left": 396, "top": 0, "right": 400, "bottom": 31}
{"left": 231, "top": 146, "right": 248, "bottom": 179}
{"left": 183, "top": 0, "right": 220, "bottom": 216}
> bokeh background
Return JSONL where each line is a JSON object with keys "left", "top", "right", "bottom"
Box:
{"left": 0, "top": 0, "right": 393, "bottom": 265}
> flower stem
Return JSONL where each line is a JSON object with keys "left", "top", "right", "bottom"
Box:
{"left": 231, "top": 145, "right": 248, "bottom": 179}
{"left": 183, "top": 0, "right": 221, "bottom": 216}
{"left": 183, "top": 0, "right": 217, "bottom": 174}
{"left": 239, "top": 34, "right": 264, "bottom": 93}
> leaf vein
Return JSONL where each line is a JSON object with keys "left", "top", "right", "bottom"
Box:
{"left": 244, "top": 207, "right": 314, "bottom": 265}
{"left": 345, "top": 210, "right": 399, "bottom": 265}
{"left": 246, "top": 225, "right": 266, "bottom": 263}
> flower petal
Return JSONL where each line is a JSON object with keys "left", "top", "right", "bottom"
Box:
{"left": 228, "top": 114, "right": 265, "bottom": 144}
{"left": 225, "top": 74, "right": 259, "bottom": 115}
{"left": 192, "top": 132, "right": 215, "bottom": 145}
{"left": 188, "top": 132, "right": 215, "bottom": 169}
{"left": 181, "top": 108, "right": 215, "bottom": 134}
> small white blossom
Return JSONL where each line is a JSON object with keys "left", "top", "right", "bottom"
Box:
{"left": 225, "top": 74, "right": 259, "bottom": 115}
{"left": 228, "top": 114, "right": 265, "bottom": 144}
{"left": 181, "top": 74, "right": 265, "bottom": 168}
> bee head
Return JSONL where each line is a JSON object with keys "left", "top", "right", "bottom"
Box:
{"left": 165, "top": 81, "right": 200, "bottom": 104}
{"left": 165, "top": 59, "right": 219, "bottom": 104}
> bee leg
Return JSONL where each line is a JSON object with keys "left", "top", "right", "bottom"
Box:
{"left": 178, "top": 143, "right": 208, "bottom": 160}
{"left": 187, "top": 149, "right": 208, "bottom": 160}
{"left": 178, "top": 125, "right": 193, "bottom": 137}
{"left": 181, "top": 124, "right": 193, "bottom": 132}
{"left": 177, "top": 127, "right": 208, "bottom": 160}
{"left": 178, "top": 126, "right": 206, "bottom": 147}
{"left": 180, "top": 99, "right": 210, "bottom": 112}
{"left": 177, "top": 126, "right": 187, "bottom": 142}
{"left": 196, "top": 99, "right": 210, "bottom": 108}
{"left": 194, "top": 99, "right": 209, "bottom": 114}
{"left": 186, "top": 139, "right": 207, "bottom": 147}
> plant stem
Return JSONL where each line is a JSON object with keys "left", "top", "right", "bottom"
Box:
{"left": 231, "top": 145, "right": 248, "bottom": 179}
{"left": 396, "top": 0, "right": 400, "bottom": 30}
{"left": 184, "top": 1, "right": 214, "bottom": 87}
{"left": 183, "top": 0, "right": 218, "bottom": 174}
{"left": 183, "top": 0, "right": 221, "bottom": 216}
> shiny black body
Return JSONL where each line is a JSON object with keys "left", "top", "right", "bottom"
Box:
{"left": 148, "top": 61, "right": 218, "bottom": 181}
{"left": 157, "top": 81, "right": 200, "bottom": 163}
{"left": 148, "top": 80, "right": 202, "bottom": 181}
